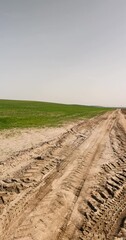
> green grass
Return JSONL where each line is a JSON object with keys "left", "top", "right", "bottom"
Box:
{"left": 0, "top": 99, "right": 113, "bottom": 130}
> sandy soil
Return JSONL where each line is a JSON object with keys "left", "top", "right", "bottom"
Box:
{"left": 0, "top": 109, "right": 126, "bottom": 240}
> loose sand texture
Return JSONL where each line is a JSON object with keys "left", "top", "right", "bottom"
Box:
{"left": 0, "top": 109, "right": 126, "bottom": 240}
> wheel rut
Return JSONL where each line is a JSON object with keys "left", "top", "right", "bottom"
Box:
{"left": 0, "top": 110, "right": 126, "bottom": 240}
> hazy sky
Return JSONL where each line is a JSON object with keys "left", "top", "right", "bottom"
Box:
{"left": 0, "top": 0, "right": 126, "bottom": 107}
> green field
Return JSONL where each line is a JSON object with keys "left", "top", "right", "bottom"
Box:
{"left": 0, "top": 100, "right": 113, "bottom": 130}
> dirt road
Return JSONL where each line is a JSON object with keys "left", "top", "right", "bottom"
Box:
{"left": 0, "top": 109, "right": 126, "bottom": 240}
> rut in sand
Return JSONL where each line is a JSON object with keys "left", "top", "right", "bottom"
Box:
{"left": 0, "top": 109, "right": 126, "bottom": 240}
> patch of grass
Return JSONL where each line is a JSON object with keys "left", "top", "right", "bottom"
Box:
{"left": 0, "top": 100, "right": 113, "bottom": 130}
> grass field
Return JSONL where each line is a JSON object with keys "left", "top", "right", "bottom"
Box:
{"left": 0, "top": 100, "right": 113, "bottom": 130}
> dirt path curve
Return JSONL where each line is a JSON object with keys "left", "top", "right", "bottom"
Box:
{"left": 0, "top": 109, "right": 126, "bottom": 240}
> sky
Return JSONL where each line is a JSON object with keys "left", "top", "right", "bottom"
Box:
{"left": 0, "top": 0, "right": 126, "bottom": 107}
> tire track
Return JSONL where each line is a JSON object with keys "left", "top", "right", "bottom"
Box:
{"left": 0, "top": 114, "right": 106, "bottom": 240}
{"left": 1, "top": 110, "right": 125, "bottom": 240}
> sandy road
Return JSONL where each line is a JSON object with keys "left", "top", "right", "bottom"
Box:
{"left": 0, "top": 109, "right": 126, "bottom": 240}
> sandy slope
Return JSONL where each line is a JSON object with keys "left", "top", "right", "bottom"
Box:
{"left": 0, "top": 110, "right": 126, "bottom": 240}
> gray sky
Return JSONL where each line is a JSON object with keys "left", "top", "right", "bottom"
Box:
{"left": 0, "top": 0, "right": 126, "bottom": 107}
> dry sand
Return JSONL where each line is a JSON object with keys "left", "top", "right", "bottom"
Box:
{"left": 0, "top": 110, "right": 126, "bottom": 240}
